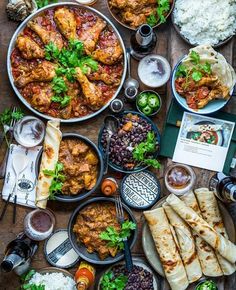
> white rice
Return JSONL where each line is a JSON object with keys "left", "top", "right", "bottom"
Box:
{"left": 29, "top": 272, "right": 76, "bottom": 290}
{"left": 173, "top": 0, "right": 236, "bottom": 45}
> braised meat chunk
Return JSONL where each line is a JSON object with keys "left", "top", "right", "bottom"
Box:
{"left": 16, "top": 36, "right": 45, "bottom": 59}
{"left": 59, "top": 138, "right": 99, "bottom": 195}
{"left": 73, "top": 203, "right": 129, "bottom": 260}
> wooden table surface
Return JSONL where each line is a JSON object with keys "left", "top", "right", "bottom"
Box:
{"left": 0, "top": 0, "right": 236, "bottom": 289}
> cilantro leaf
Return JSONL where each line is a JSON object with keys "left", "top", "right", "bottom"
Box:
{"left": 43, "top": 162, "right": 65, "bottom": 200}
{"left": 52, "top": 77, "right": 67, "bottom": 94}
{"left": 192, "top": 71, "right": 202, "bottom": 82}
{"left": 101, "top": 271, "right": 128, "bottom": 290}
{"left": 147, "top": 13, "right": 158, "bottom": 27}
{"left": 201, "top": 62, "right": 212, "bottom": 74}
{"left": 190, "top": 50, "right": 200, "bottom": 65}
{"left": 176, "top": 64, "right": 188, "bottom": 77}
{"left": 132, "top": 131, "right": 160, "bottom": 169}
{"left": 100, "top": 221, "right": 136, "bottom": 251}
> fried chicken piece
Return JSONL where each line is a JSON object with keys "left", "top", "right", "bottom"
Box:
{"left": 75, "top": 67, "right": 103, "bottom": 110}
{"left": 16, "top": 36, "right": 45, "bottom": 59}
{"left": 54, "top": 7, "right": 77, "bottom": 40}
{"left": 122, "top": 6, "right": 155, "bottom": 27}
{"left": 92, "top": 40, "right": 123, "bottom": 65}
{"left": 87, "top": 64, "right": 122, "bottom": 86}
{"left": 28, "top": 19, "right": 64, "bottom": 50}
{"left": 110, "top": 0, "right": 156, "bottom": 9}
{"left": 198, "top": 85, "right": 230, "bottom": 108}
{"left": 15, "top": 61, "right": 56, "bottom": 88}
{"left": 79, "top": 18, "right": 106, "bottom": 54}
{"left": 197, "top": 76, "right": 219, "bottom": 87}
{"left": 31, "top": 83, "right": 53, "bottom": 112}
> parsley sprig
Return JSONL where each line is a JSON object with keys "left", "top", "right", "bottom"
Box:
{"left": 100, "top": 221, "right": 136, "bottom": 251}
{"left": 0, "top": 107, "right": 24, "bottom": 147}
{"left": 101, "top": 271, "right": 128, "bottom": 290}
{"left": 147, "top": 0, "right": 170, "bottom": 26}
{"left": 132, "top": 131, "right": 160, "bottom": 169}
{"left": 43, "top": 162, "right": 65, "bottom": 200}
{"left": 45, "top": 40, "right": 98, "bottom": 107}
{"left": 176, "top": 51, "right": 212, "bottom": 86}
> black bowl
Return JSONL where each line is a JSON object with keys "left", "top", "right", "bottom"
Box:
{"left": 68, "top": 197, "right": 138, "bottom": 265}
{"left": 36, "top": 133, "right": 104, "bottom": 203}
{"left": 98, "top": 111, "right": 161, "bottom": 174}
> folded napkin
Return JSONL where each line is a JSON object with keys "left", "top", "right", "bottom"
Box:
{"left": 1, "top": 144, "right": 42, "bottom": 208}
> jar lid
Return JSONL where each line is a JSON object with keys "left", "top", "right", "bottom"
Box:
{"left": 121, "top": 170, "right": 161, "bottom": 209}
{"left": 44, "top": 229, "right": 80, "bottom": 269}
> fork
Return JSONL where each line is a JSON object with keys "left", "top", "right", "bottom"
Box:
{"left": 0, "top": 106, "right": 18, "bottom": 178}
{"left": 115, "top": 196, "right": 133, "bottom": 272}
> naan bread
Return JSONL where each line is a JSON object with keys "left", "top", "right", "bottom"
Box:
{"left": 181, "top": 191, "right": 223, "bottom": 277}
{"left": 183, "top": 45, "right": 236, "bottom": 91}
{"left": 167, "top": 193, "right": 236, "bottom": 264}
{"left": 163, "top": 202, "right": 202, "bottom": 283}
{"left": 36, "top": 120, "right": 62, "bottom": 209}
{"left": 144, "top": 208, "right": 189, "bottom": 290}
{"left": 195, "top": 188, "right": 236, "bottom": 275}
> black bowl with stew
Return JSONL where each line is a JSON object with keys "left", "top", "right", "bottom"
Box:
{"left": 68, "top": 197, "right": 138, "bottom": 265}
{"left": 36, "top": 133, "right": 104, "bottom": 203}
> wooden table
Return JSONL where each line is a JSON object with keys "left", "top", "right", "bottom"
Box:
{"left": 0, "top": 0, "right": 235, "bottom": 289}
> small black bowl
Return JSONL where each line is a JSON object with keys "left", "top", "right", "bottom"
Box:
{"left": 68, "top": 197, "right": 138, "bottom": 265}
{"left": 98, "top": 111, "right": 161, "bottom": 174}
{"left": 36, "top": 133, "right": 104, "bottom": 203}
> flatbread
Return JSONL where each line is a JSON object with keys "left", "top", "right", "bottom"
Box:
{"left": 163, "top": 202, "right": 202, "bottom": 283}
{"left": 183, "top": 45, "right": 236, "bottom": 91}
{"left": 195, "top": 188, "right": 236, "bottom": 275}
{"left": 167, "top": 193, "right": 236, "bottom": 264}
{"left": 36, "top": 119, "right": 62, "bottom": 209}
{"left": 144, "top": 208, "right": 189, "bottom": 290}
{"left": 181, "top": 191, "right": 223, "bottom": 277}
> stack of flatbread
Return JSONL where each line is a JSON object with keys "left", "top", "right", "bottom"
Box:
{"left": 144, "top": 189, "right": 236, "bottom": 290}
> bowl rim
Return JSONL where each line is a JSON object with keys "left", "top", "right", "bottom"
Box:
{"left": 36, "top": 132, "right": 104, "bottom": 202}
{"left": 68, "top": 196, "right": 138, "bottom": 265}
{"left": 171, "top": 55, "right": 233, "bottom": 115}
{"left": 97, "top": 110, "right": 161, "bottom": 174}
{"left": 106, "top": 0, "right": 175, "bottom": 31}
{"left": 136, "top": 90, "right": 162, "bottom": 116}
{"left": 7, "top": 1, "right": 127, "bottom": 123}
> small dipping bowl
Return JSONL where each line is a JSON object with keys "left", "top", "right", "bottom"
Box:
{"left": 24, "top": 208, "right": 55, "bottom": 241}
{"left": 74, "top": 0, "right": 97, "bottom": 5}
{"left": 164, "top": 164, "right": 196, "bottom": 195}
{"left": 136, "top": 90, "right": 162, "bottom": 117}
{"left": 138, "top": 55, "right": 171, "bottom": 88}
{"left": 14, "top": 116, "right": 45, "bottom": 148}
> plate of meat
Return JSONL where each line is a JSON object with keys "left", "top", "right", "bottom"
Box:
{"left": 7, "top": 3, "right": 126, "bottom": 122}
{"left": 171, "top": 45, "right": 236, "bottom": 114}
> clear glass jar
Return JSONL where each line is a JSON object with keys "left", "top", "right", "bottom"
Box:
{"left": 164, "top": 163, "right": 196, "bottom": 195}
{"left": 13, "top": 116, "right": 45, "bottom": 148}
{"left": 24, "top": 209, "right": 55, "bottom": 241}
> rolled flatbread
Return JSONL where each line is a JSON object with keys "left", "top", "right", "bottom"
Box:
{"left": 181, "top": 191, "right": 222, "bottom": 277}
{"left": 167, "top": 193, "right": 236, "bottom": 264}
{"left": 144, "top": 208, "right": 189, "bottom": 290}
{"left": 163, "top": 202, "right": 202, "bottom": 283}
{"left": 195, "top": 188, "right": 236, "bottom": 275}
{"left": 36, "top": 119, "right": 62, "bottom": 209}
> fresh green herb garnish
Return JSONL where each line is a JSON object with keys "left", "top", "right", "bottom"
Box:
{"left": 132, "top": 131, "right": 160, "bottom": 169}
{"left": 147, "top": 0, "right": 170, "bottom": 26}
{"left": 100, "top": 221, "right": 136, "bottom": 251}
{"left": 101, "top": 271, "right": 128, "bottom": 290}
{"left": 45, "top": 40, "right": 98, "bottom": 106}
{"left": 196, "top": 280, "right": 217, "bottom": 290}
{"left": 0, "top": 107, "right": 24, "bottom": 147}
{"left": 35, "top": 0, "right": 58, "bottom": 9}
{"left": 43, "top": 162, "right": 65, "bottom": 200}
{"left": 176, "top": 51, "right": 212, "bottom": 86}
{"left": 20, "top": 269, "right": 45, "bottom": 290}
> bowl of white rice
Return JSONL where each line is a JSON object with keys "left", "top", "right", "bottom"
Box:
{"left": 21, "top": 267, "right": 76, "bottom": 290}
{"left": 172, "top": 0, "right": 236, "bottom": 47}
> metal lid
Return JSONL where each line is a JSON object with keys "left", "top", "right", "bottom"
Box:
{"left": 121, "top": 170, "right": 161, "bottom": 209}
{"left": 44, "top": 229, "right": 80, "bottom": 269}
